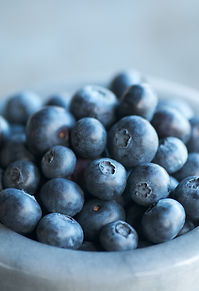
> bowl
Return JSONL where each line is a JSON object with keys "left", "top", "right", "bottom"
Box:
{"left": 0, "top": 77, "right": 199, "bottom": 291}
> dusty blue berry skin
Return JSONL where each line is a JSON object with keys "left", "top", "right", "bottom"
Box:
{"left": 0, "top": 188, "right": 42, "bottom": 234}
{"left": 110, "top": 70, "right": 144, "bottom": 98}
{"left": 70, "top": 85, "right": 118, "bottom": 127}
{"left": 26, "top": 106, "right": 75, "bottom": 155}
{"left": 3, "top": 160, "right": 40, "bottom": 194}
{"left": 4, "top": 91, "right": 42, "bottom": 124}
{"left": 118, "top": 83, "right": 158, "bottom": 121}
{"left": 84, "top": 158, "right": 127, "bottom": 200}
{"left": 108, "top": 115, "right": 159, "bottom": 169}
{"left": 153, "top": 137, "right": 188, "bottom": 174}
{"left": 40, "top": 178, "right": 84, "bottom": 217}
{"left": 177, "top": 218, "right": 195, "bottom": 237}
{"left": 173, "top": 176, "right": 199, "bottom": 221}
{"left": 77, "top": 199, "right": 125, "bottom": 241}
{"left": 142, "top": 198, "right": 185, "bottom": 243}
{"left": 41, "top": 145, "right": 76, "bottom": 179}
{"left": 36, "top": 213, "right": 84, "bottom": 249}
{"left": 174, "top": 153, "right": 199, "bottom": 181}
{"left": 46, "top": 93, "right": 72, "bottom": 111}
{"left": 187, "top": 117, "right": 199, "bottom": 153}
{"left": 169, "top": 176, "right": 179, "bottom": 193}
{"left": 71, "top": 117, "right": 107, "bottom": 159}
{"left": 127, "top": 163, "right": 170, "bottom": 206}
{"left": 0, "top": 134, "right": 34, "bottom": 168}
{"left": 151, "top": 107, "right": 191, "bottom": 143}
{"left": 0, "top": 116, "right": 10, "bottom": 146}
{"left": 157, "top": 98, "right": 194, "bottom": 120}
{"left": 99, "top": 220, "right": 138, "bottom": 251}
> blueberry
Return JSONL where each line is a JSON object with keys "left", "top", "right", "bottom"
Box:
{"left": 153, "top": 137, "right": 188, "bottom": 174}
{"left": 187, "top": 117, "right": 199, "bottom": 152}
{"left": 3, "top": 160, "right": 40, "bottom": 194}
{"left": 108, "top": 115, "right": 159, "bottom": 168}
{"left": 46, "top": 93, "right": 72, "bottom": 110}
{"left": 0, "top": 134, "right": 34, "bottom": 168}
{"left": 151, "top": 107, "right": 191, "bottom": 143}
{"left": 4, "top": 91, "right": 42, "bottom": 124}
{"left": 77, "top": 199, "right": 125, "bottom": 241}
{"left": 118, "top": 83, "right": 158, "bottom": 120}
{"left": 26, "top": 106, "right": 75, "bottom": 155}
{"left": 0, "top": 188, "right": 42, "bottom": 234}
{"left": 142, "top": 198, "right": 185, "bottom": 243}
{"left": 177, "top": 218, "right": 195, "bottom": 237}
{"left": 173, "top": 176, "right": 199, "bottom": 221}
{"left": 40, "top": 178, "right": 84, "bottom": 216}
{"left": 36, "top": 213, "right": 83, "bottom": 249}
{"left": 174, "top": 153, "right": 199, "bottom": 181}
{"left": 157, "top": 98, "right": 194, "bottom": 120}
{"left": 169, "top": 176, "right": 179, "bottom": 193}
{"left": 70, "top": 85, "right": 118, "bottom": 127}
{"left": 41, "top": 145, "right": 76, "bottom": 179}
{"left": 99, "top": 220, "right": 138, "bottom": 251}
{"left": 84, "top": 158, "right": 127, "bottom": 200}
{"left": 127, "top": 163, "right": 170, "bottom": 206}
{"left": 126, "top": 203, "right": 146, "bottom": 230}
{"left": 110, "top": 70, "right": 144, "bottom": 98}
{"left": 71, "top": 117, "right": 107, "bottom": 159}
{"left": 0, "top": 116, "right": 10, "bottom": 146}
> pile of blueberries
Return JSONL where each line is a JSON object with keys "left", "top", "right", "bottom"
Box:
{"left": 0, "top": 70, "right": 199, "bottom": 252}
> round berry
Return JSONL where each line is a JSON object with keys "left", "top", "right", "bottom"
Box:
{"left": 99, "top": 220, "right": 138, "bottom": 251}
{"left": 41, "top": 146, "right": 76, "bottom": 179}
{"left": 3, "top": 160, "right": 40, "bottom": 194}
{"left": 0, "top": 188, "right": 42, "bottom": 234}
{"left": 127, "top": 163, "right": 170, "bottom": 206}
{"left": 40, "top": 178, "right": 84, "bottom": 217}
{"left": 70, "top": 85, "right": 118, "bottom": 127}
{"left": 108, "top": 115, "right": 159, "bottom": 168}
{"left": 26, "top": 106, "right": 75, "bottom": 155}
{"left": 118, "top": 83, "right": 157, "bottom": 120}
{"left": 84, "top": 158, "right": 127, "bottom": 200}
{"left": 153, "top": 137, "right": 188, "bottom": 174}
{"left": 5, "top": 91, "right": 42, "bottom": 124}
{"left": 142, "top": 198, "right": 185, "bottom": 243}
{"left": 173, "top": 176, "right": 199, "bottom": 221}
{"left": 110, "top": 70, "right": 144, "bottom": 98}
{"left": 151, "top": 107, "right": 191, "bottom": 143}
{"left": 71, "top": 117, "right": 107, "bottom": 159}
{"left": 36, "top": 213, "right": 83, "bottom": 249}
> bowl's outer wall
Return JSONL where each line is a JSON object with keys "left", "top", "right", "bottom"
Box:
{"left": 1, "top": 77, "right": 199, "bottom": 291}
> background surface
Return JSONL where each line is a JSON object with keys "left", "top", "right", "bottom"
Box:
{"left": 0, "top": 0, "right": 198, "bottom": 96}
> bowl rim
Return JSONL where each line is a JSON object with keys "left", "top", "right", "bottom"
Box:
{"left": 1, "top": 76, "right": 199, "bottom": 291}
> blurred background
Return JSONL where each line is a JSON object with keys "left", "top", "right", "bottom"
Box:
{"left": 0, "top": 0, "right": 198, "bottom": 96}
